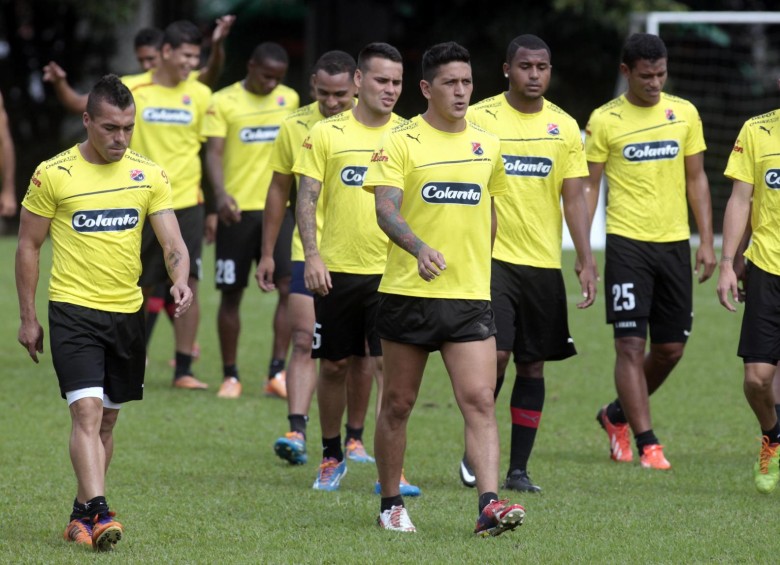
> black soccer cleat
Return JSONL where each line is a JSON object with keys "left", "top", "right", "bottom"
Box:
{"left": 503, "top": 469, "right": 542, "bottom": 493}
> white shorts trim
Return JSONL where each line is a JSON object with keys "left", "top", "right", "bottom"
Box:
{"left": 65, "top": 387, "right": 122, "bottom": 409}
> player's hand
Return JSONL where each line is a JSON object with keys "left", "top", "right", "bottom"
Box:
{"left": 575, "top": 252, "right": 600, "bottom": 281}
{"left": 716, "top": 263, "right": 739, "bottom": 312}
{"left": 170, "top": 283, "right": 194, "bottom": 317}
{"left": 576, "top": 261, "right": 598, "bottom": 309}
{"left": 416, "top": 244, "right": 445, "bottom": 282}
{"left": 217, "top": 193, "right": 241, "bottom": 225}
{"left": 204, "top": 213, "right": 218, "bottom": 244}
{"left": 212, "top": 15, "right": 236, "bottom": 43}
{"left": 0, "top": 185, "right": 17, "bottom": 217}
{"left": 42, "top": 61, "right": 67, "bottom": 84}
{"left": 695, "top": 243, "right": 717, "bottom": 283}
{"left": 256, "top": 255, "right": 276, "bottom": 292}
{"left": 304, "top": 254, "right": 332, "bottom": 296}
{"left": 18, "top": 319, "right": 44, "bottom": 363}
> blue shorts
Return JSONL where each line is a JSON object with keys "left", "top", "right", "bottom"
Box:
{"left": 290, "top": 261, "right": 312, "bottom": 297}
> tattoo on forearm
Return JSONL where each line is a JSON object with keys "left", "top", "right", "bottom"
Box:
{"left": 297, "top": 176, "right": 321, "bottom": 257}
{"left": 149, "top": 208, "right": 174, "bottom": 217}
{"left": 165, "top": 250, "right": 182, "bottom": 277}
{"left": 375, "top": 187, "right": 424, "bottom": 257}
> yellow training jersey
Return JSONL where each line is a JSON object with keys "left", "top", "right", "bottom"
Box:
{"left": 122, "top": 71, "right": 211, "bottom": 209}
{"left": 724, "top": 109, "right": 780, "bottom": 276}
{"left": 293, "top": 110, "right": 406, "bottom": 274}
{"left": 364, "top": 116, "right": 508, "bottom": 299}
{"left": 201, "top": 81, "right": 299, "bottom": 210}
{"left": 270, "top": 101, "right": 328, "bottom": 261}
{"left": 585, "top": 93, "right": 706, "bottom": 242}
{"left": 468, "top": 95, "right": 587, "bottom": 268}
{"left": 23, "top": 145, "right": 172, "bottom": 313}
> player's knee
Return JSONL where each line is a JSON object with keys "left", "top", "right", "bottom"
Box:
{"left": 291, "top": 329, "right": 313, "bottom": 353}
{"left": 744, "top": 366, "right": 774, "bottom": 393}
{"left": 381, "top": 390, "right": 415, "bottom": 423}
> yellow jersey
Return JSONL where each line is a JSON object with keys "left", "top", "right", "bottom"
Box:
{"left": 293, "top": 110, "right": 406, "bottom": 274}
{"left": 23, "top": 145, "right": 172, "bottom": 312}
{"left": 201, "top": 81, "right": 299, "bottom": 210}
{"left": 469, "top": 95, "right": 587, "bottom": 268}
{"left": 585, "top": 93, "right": 706, "bottom": 242}
{"left": 364, "top": 116, "right": 507, "bottom": 299}
{"left": 122, "top": 71, "right": 211, "bottom": 209}
{"left": 724, "top": 109, "right": 780, "bottom": 276}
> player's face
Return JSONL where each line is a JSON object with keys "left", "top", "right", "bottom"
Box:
{"left": 421, "top": 61, "right": 473, "bottom": 123}
{"left": 505, "top": 47, "right": 551, "bottom": 100}
{"left": 161, "top": 42, "right": 201, "bottom": 82}
{"left": 135, "top": 45, "right": 161, "bottom": 71}
{"left": 621, "top": 58, "right": 667, "bottom": 107}
{"left": 312, "top": 70, "right": 356, "bottom": 117}
{"left": 83, "top": 100, "right": 135, "bottom": 164}
{"left": 247, "top": 57, "right": 288, "bottom": 95}
{"left": 354, "top": 56, "right": 403, "bottom": 117}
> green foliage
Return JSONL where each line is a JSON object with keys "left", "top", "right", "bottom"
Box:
{"left": 1, "top": 238, "right": 778, "bottom": 562}
{"left": 553, "top": 0, "right": 689, "bottom": 31}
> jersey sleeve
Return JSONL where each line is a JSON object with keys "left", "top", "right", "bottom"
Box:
{"left": 584, "top": 111, "right": 609, "bottom": 163}
{"left": 201, "top": 94, "right": 228, "bottom": 139}
{"left": 22, "top": 165, "right": 57, "bottom": 218}
{"left": 269, "top": 119, "right": 295, "bottom": 175}
{"left": 148, "top": 167, "right": 174, "bottom": 215}
{"left": 684, "top": 104, "right": 707, "bottom": 156}
{"left": 724, "top": 121, "right": 754, "bottom": 185}
{"left": 564, "top": 122, "right": 589, "bottom": 178}
{"left": 487, "top": 148, "right": 508, "bottom": 197}
{"left": 292, "top": 122, "right": 328, "bottom": 183}
{"left": 363, "top": 130, "right": 406, "bottom": 193}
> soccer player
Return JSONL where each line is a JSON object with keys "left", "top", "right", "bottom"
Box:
{"left": 258, "top": 51, "right": 381, "bottom": 466}
{"left": 467, "top": 34, "right": 597, "bottom": 492}
{"left": 0, "top": 90, "right": 16, "bottom": 217}
{"left": 202, "top": 42, "right": 299, "bottom": 398}
{"left": 365, "top": 41, "right": 524, "bottom": 536}
{"left": 585, "top": 33, "right": 716, "bottom": 470}
{"left": 717, "top": 93, "right": 780, "bottom": 493}
{"left": 294, "top": 42, "right": 416, "bottom": 492}
{"left": 123, "top": 20, "right": 212, "bottom": 389}
{"left": 16, "top": 74, "right": 192, "bottom": 551}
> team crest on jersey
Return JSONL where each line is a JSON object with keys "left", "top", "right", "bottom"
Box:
{"left": 471, "top": 142, "right": 483, "bottom": 155}
{"left": 182, "top": 95, "right": 191, "bottom": 105}
{"left": 547, "top": 123, "right": 560, "bottom": 135}
{"left": 130, "top": 169, "right": 145, "bottom": 182}
{"left": 665, "top": 108, "right": 675, "bottom": 121}
{"left": 277, "top": 96, "right": 286, "bottom": 106}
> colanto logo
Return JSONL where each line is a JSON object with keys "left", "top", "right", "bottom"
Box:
{"left": 340, "top": 166, "right": 368, "bottom": 186}
{"left": 239, "top": 126, "right": 280, "bottom": 143}
{"left": 72, "top": 209, "right": 140, "bottom": 233}
{"left": 421, "top": 182, "right": 482, "bottom": 205}
{"left": 765, "top": 169, "right": 780, "bottom": 189}
{"left": 622, "top": 140, "right": 680, "bottom": 161}
{"left": 142, "top": 108, "right": 192, "bottom": 124}
{"left": 503, "top": 155, "right": 553, "bottom": 177}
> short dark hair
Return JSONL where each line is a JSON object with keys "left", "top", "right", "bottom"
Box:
{"left": 422, "top": 42, "right": 470, "bottom": 83}
{"left": 86, "top": 74, "right": 134, "bottom": 117}
{"left": 251, "top": 42, "right": 288, "bottom": 65}
{"left": 312, "top": 50, "right": 356, "bottom": 77}
{"left": 357, "top": 42, "right": 402, "bottom": 72}
{"left": 162, "top": 20, "right": 202, "bottom": 50}
{"left": 134, "top": 27, "right": 163, "bottom": 50}
{"left": 622, "top": 33, "right": 667, "bottom": 69}
{"left": 505, "top": 34, "right": 551, "bottom": 64}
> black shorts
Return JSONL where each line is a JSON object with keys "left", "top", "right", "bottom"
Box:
{"left": 376, "top": 293, "right": 496, "bottom": 353}
{"left": 215, "top": 208, "right": 293, "bottom": 290}
{"left": 140, "top": 205, "right": 203, "bottom": 287}
{"left": 604, "top": 234, "right": 692, "bottom": 343}
{"left": 290, "top": 261, "right": 312, "bottom": 297}
{"left": 738, "top": 263, "right": 780, "bottom": 363}
{"left": 49, "top": 301, "right": 146, "bottom": 403}
{"left": 491, "top": 259, "right": 576, "bottom": 362}
{"left": 312, "top": 272, "right": 381, "bottom": 360}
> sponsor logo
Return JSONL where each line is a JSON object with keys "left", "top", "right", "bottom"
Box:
{"left": 485, "top": 109, "right": 498, "bottom": 120}
{"left": 421, "top": 182, "right": 482, "bottom": 205}
{"left": 370, "top": 149, "right": 388, "bottom": 162}
{"left": 239, "top": 126, "right": 280, "bottom": 143}
{"left": 622, "top": 140, "right": 680, "bottom": 161}
{"left": 58, "top": 165, "right": 73, "bottom": 177}
{"left": 406, "top": 133, "right": 420, "bottom": 143}
{"left": 665, "top": 108, "right": 676, "bottom": 121}
{"left": 609, "top": 111, "right": 623, "bottom": 120}
{"left": 277, "top": 96, "right": 286, "bottom": 106}
{"left": 547, "top": 123, "right": 559, "bottom": 135}
{"left": 31, "top": 169, "right": 42, "bottom": 188}
{"left": 471, "top": 142, "right": 483, "bottom": 156}
{"left": 340, "top": 166, "right": 368, "bottom": 186}
{"left": 331, "top": 124, "right": 346, "bottom": 133}
{"left": 142, "top": 107, "right": 193, "bottom": 124}
{"left": 765, "top": 169, "right": 780, "bottom": 189}
{"left": 302, "top": 136, "right": 312, "bottom": 150}
{"left": 130, "top": 169, "right": 145, "bottom": 182}
{"left": 615, "top": 321, "right": 637, "bottom": 328}
{"left": 182, "top": 95, "right": 191, "bottom": 105}
{"left": 72, "top": 208, "right": 140, "bottom": 232}
{"left": 732, "top": 140, "right": 743, "bottom": 154}
{"left": 760, "top": 125, "right": 774, "bottom": 136}
{"left": 503, "top": 155, "right": 553, "bottom": 177}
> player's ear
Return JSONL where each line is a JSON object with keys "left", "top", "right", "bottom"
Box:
{"left": 419, "top": 79, "right": 431, "bottom": 100}
{"left": 353, "top": 69, "right": 362, "bottom": 89}
{"left": 502, "top": 62, "right": 509, "bottom": 78}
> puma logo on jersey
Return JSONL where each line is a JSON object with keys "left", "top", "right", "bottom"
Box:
{"left": 610, "top": 111, "right": 623, "bottom": 120}
{"left": 760, "top": 125, "right": 774, "bottom": 136}
{"left": 331, "top": 124, "right": 346, "bottom": 133}
{"left": 58, "top": 165, "right": 73, "bottom": 177}
{"left": 406, "top": 133, "right": 421, "bottom": 143}
{"left": 485, "top": 109, "right": 498, "bottom": 120}
{"left": 296, "top": 120, "right": 309, "bottom": 129}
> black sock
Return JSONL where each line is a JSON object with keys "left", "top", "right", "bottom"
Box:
{"left": 381, "top": 495, "right": 404, "bottom": 512}
{"left": 635, "top": 430, "right": 659, "bottom": 454}
{"left": 606, "top": 399, "right": 627, "bottom": 424}
{"left": 322, "top": 435, "right": 343, "bottom": 461}
{"left": 289, "top": 414, "right": 308, "bottom": 437}
{"left": 70, "top": 498, "right": 89, "bottom": 521}
{"left": 761, "top": 422, "right": 780, "bottom": 444}
{"left": 345, "top": 425, "right": 363, "bottom": 444}
{"left": 268, "top": 358, "right": 285, "bottom": 379}
{"left": 509, "top": 376, "right": 545, "bottom": 472}
{"left": 223, "top": 364, "right": 239, "bottom": 381}
{"left": 174, "top": 352, "right": 193, "bottom": 379}
{"left": 478, "top": 491, "right": 498, "bottom": 513}
{"left": 84, "top": 496, "right": 109, "bottom": 518}
{"left": 494, "top": 373, "right": 505, "bottom": 400}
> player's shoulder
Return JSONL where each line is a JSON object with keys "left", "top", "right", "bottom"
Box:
{"left": 41, "top": 146, "right": 78, "bottom": 172}
{"left": 187, "top": 78, "right": 212, "bottom": 98}
{"left": 744, "top": 109, "right": 780, "bottom": 128}
{"left": 543, "top": 99, "right": 577, "bottom": 122}
{"left": 319, "top": 111, "right": 351, "bottom": 126}
{"left": 122, "top": 71, "right": 154, "bottom": 91}
{"left": 211, "top": 81, "right": 241, "bottom": 100}
{"left": 124, "top": 148, "right": 162, "bottom": 170}
{"left": 590, "top": 96, "right": 624, "bottom": 118}
{"left": 273, "top": 83, "right": 299, "bottom": 100}
{"left": 389, "top": 114, "right": 410, "bottom": 128}
{"left": 388, "top": 116, "right": 420, "bottom": 135}
{"left": 470, "top": 94, "right": 503, "bottom": 113}
{"left": 661, "top": 92, "right": 695, "bottom": 108}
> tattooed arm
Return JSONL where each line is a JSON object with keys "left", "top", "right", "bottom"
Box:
{"left": 374, "top": 185, "right": 445, "bottom": 282}
{"left": 148, "top": 208, "right": 193, "bottom": 317}
{"left": 296, "top": 174, "right": 331, "bottom": 295}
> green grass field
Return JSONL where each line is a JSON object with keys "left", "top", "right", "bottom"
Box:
{"left": 1, "top": 235, "right": 777, "bottom": 563}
